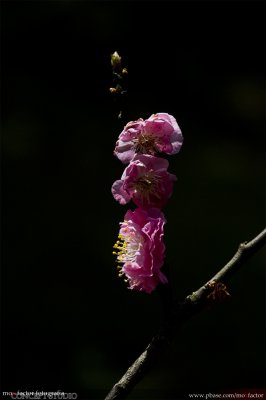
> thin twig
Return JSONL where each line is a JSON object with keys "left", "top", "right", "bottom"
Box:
{"left": 104, "top": 228, "right": 266, "bottom": 400}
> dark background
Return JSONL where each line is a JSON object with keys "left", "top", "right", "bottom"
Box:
{"left": 1, "top": 1, "right": 265, "bottom": 399}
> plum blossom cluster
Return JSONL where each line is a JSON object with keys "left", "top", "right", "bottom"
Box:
{"left": 112, "top": 113, "right": 183, "bottom": 293}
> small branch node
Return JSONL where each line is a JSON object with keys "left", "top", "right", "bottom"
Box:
{"left": 239, "top": 241, "right": 247, "bottom": 250}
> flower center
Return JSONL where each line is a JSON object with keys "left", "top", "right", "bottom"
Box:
{"left": 133, "top": 173, "right": 162, "bottom": 200}
{"left": 112, "top": 222, "right": 143, "bottom": 279}
{"left": 134, "top": 133, "right": 158, "bottom": 154}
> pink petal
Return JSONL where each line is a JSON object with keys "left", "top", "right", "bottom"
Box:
{"left": 111, "top": 180, "right": 131, "bottom": 205}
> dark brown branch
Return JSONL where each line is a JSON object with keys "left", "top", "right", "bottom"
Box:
{"left": 104, "top": 228, "right": 266, "bottom": 400}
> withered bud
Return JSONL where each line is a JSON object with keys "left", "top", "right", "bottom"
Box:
{"left": 110, "top": 84, "right": 122, "bottom": 95}
{"left": 111, "top": 51, "right": 121, "bottom": 70}
{"left": 109, "top": 87, "right": 117, "bottom": 94}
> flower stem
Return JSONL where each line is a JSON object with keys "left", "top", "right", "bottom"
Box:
{"left": 104, "top": 228, "right": 266, "bottom": 400}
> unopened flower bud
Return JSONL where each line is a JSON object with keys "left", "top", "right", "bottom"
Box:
{"left": 111, "top": 51, "right": 121, "bottom": 70}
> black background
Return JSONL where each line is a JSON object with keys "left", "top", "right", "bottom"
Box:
{"left": 2, "top": 1, "right": 265, "bottom": 399}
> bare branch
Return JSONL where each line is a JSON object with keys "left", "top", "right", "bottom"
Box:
{"left": 104, "top": 228, "right": 266, "bottom": 400}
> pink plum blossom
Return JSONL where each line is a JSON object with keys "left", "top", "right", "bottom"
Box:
{"left": 113, "top": 208, "right": 167, "bottom": 293}
{"left": 111, "top": 154, "right": 177, "bottom": 209}
{"left": 114, "top": 112, "right": 183, "bottom": 163}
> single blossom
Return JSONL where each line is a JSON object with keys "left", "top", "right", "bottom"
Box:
{"left": 113, "top": 208, "right": 167, "bottom": 293}
{"left": 114, "top": 112, "right": 183, "bottom": 163}
{"left": 111, "top": 154, "right": 177, "bottom": 209}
